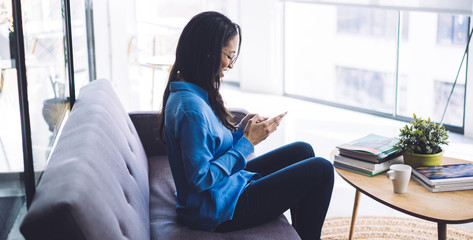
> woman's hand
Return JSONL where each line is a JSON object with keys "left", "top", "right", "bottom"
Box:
{"left": 243, "top": 112, "right": 286, "bottom": 146}
{"left": 240, "top": 113, "right": 267, "bottom": 132}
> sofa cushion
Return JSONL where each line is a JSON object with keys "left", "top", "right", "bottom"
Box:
{"left": 148, "top": 155, "right": 301, "bottom": 240}
{"left": 20, "top": 79, "right": 150, "bottom": 240}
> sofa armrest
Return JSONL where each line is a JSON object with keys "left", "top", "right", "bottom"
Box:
{"left": 129, "top": 111, "right": 167, "bottom": 157}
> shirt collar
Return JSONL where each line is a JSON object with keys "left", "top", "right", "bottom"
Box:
{"left": 170, "top": 82, "right": 209, "bottom": 103}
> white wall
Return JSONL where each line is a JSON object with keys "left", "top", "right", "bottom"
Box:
{"left": 239, "top": 0, "right": 284, "bottom": 95}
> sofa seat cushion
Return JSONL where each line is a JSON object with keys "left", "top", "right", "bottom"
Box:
{"left": 148, "top": 156, "right": 301, "bottom": 240}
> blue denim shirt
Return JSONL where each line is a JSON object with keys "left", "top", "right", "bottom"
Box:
{"left": 164, "top": 82, "right": 257, "bottom": 231}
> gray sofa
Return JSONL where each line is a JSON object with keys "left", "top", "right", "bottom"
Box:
{"left": 20, "top": 79, "right": 300, "bottom": 240}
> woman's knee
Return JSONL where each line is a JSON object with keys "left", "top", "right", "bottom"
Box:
{"left": 305, "top": 157, "right": 334, "bottom": 180}
{"left": 288, "top": 141, "right": 315, "bottom": 159}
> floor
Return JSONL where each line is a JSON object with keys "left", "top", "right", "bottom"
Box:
{"left": 220, "top": 83, "right": 473, "bottom": 230}
{"left": 0, "top": 196, "right": 23, "bottom": 240}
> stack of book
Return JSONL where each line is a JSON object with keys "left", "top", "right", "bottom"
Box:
{"left": 412, "top": 163, "right": 473, "bottom": 192}
{"left": 334, "top": 134, "right": 403, "bottom": 176}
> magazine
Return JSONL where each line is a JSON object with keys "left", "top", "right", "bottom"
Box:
{"left": 336, "top": 134, "right": 400, "bottom": 163}
{"left": 412, "top": 175, "right": 473, "bottom": 192}
{"left": 412, "top": 163, "right": 473, "bottom": 186}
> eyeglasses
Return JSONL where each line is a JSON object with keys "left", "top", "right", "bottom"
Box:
{"left": 222, "top": 50, "right": 237, "bottom": 66}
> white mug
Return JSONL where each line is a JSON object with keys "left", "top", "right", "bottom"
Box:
{"left": 386, "top": 164, "right": 412, "bottom": 194}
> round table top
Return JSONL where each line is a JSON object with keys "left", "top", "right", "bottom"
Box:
{"left": 332, "top": 150, "right": 473, "bottom": 224}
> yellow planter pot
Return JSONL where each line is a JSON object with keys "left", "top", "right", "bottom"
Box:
{"left": 402, "top": 151, "right": 443, "bottom": 168}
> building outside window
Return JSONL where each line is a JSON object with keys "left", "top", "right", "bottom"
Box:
{"left": 335, "top": 66, "right": 395, "bottom": 112}
{"left": 434, "top": 80, "right": 465, "bottom": 125}
{"left": 337, "top": 6, "right": 398, "bottom": 39}
{"left": 438, "top": 14, "right": 469, "bottom": 45}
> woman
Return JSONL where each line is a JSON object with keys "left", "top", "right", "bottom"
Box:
{"left": 159, "top": 11, "right": 334, "bottom": 240}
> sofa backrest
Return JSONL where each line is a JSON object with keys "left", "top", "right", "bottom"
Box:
{"left": 20, "top": 79, "right": 150, "bottom": 240}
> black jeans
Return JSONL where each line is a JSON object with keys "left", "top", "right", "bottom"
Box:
{"left": 216, "top": 142, "right": 334, "bottom": 240}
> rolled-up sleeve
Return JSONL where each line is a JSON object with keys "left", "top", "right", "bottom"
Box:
{"left": 179, "top": 112, "right": 254, "bottom": 193}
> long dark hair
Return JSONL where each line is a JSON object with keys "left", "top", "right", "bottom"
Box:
{"left": 159, "top": 11, "right": 242, "bottom": 140}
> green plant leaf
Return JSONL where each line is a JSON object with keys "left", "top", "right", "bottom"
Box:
{"left": 394, "top": 113, "right": 449, "bottom": 154}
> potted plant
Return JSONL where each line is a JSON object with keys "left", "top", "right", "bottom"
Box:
{"left": 42, "top": 80, "right": 69, "bottom": 133}
{"left": 393, "top": 114, "right": 449, "bottom": 168}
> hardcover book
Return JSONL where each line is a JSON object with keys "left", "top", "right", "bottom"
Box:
{"left": 334, "top": 154, "right": 403, "bottom": 175}
{"left": 412, "top": 163, "right": 473, "bottom": 186}
{"left": 333, "top": 163, "right": 382, "bottom": 177}
{"left": 336, "top": 134, "right": 400, "bottom": 163}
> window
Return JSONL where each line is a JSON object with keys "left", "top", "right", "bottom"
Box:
{"left": 284, "top": 3, "right": 398, "bottom": 114}
{"left": 284, "top": 2, "right": 468, "bottom": 132}
{"left": 20, "top": 0, "right": 76, "bottom": 172}
{"left": 397, "top": 11, "right": 467, "bottom": 127}
{"left": 0, "top": 0, "right": 92, "bottom": 237}
{"left": 70, "top": 0, "right": 92, "bottom": 91}
{"left": 1, "top": 1, "right": 27, "bottom": 239}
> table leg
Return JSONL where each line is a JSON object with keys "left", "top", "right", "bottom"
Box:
{"left": 437, "top": 222, "right": 446, "bottom": 240}
{"left": 348, "top": 190, "right": 361, "bottom": 240}
{"left": 1, "top": 69, "right": 5, "bottom": 93}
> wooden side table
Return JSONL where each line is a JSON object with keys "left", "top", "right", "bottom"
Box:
{"left": 332, "top": 150, "right": 473, "bottom": 240}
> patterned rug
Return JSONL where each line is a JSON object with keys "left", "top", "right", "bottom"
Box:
{"left": 321, "top": 216, "right": 473, "bottom": 240}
